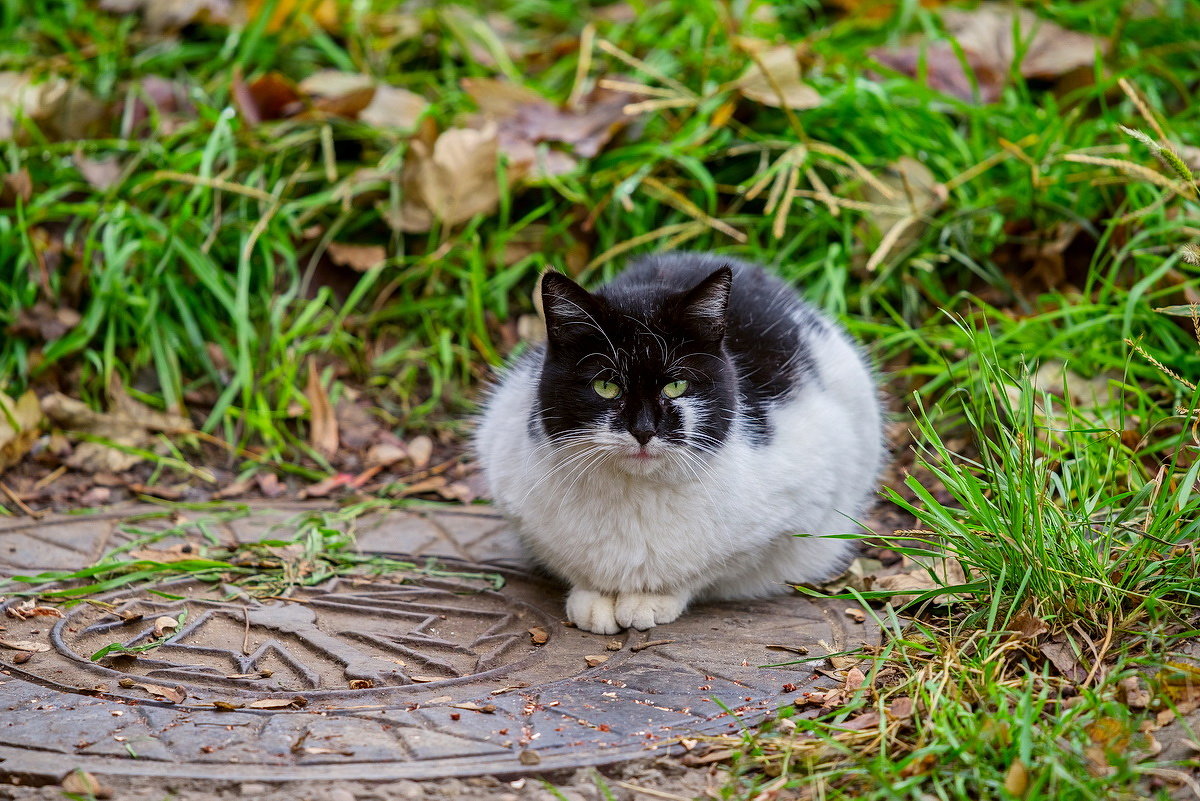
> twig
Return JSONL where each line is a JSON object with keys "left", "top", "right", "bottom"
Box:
{"left": 242, "top": 607, "right": 252, "bottom": 656}
{"left": 613, "top": 782, "right": 695, "bottom": 801}
{"left": 630, "top": 639, "right": 676, "bottom": 653}
{"left": 0, "top": 480, "right": 41, "bottom": 518}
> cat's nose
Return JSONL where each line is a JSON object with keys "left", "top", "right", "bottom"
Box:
{"left": 630, "top": 427, "right": 655, "bottom": 446}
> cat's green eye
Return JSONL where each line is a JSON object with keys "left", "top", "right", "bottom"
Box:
{"left": 593, "top": 379, "right": 622, "bottom": 399}
{"left": 662, "top": 380, "right": 689, "bottom": 398}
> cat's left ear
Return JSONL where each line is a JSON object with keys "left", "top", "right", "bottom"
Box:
{"left": 676, "top": 266, "right": 732, "bottom": 342}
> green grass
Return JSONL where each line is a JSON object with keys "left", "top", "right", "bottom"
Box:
{"left": 3, "top": 0, "right": 1200, "bottom": 797}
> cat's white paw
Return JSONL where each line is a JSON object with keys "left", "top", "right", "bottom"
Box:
{"left": 614, "top": 592, "right": 686, "bottom": 630}
{"left": 566, "top": 588, "right": 620, "bottom": 634}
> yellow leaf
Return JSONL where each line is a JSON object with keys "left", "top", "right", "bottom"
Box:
{"left": 1004, "top": 758, "right": 1028, "bottom": 796}
{"left": 0, "top": 389, "right": 41, "bottom": 474}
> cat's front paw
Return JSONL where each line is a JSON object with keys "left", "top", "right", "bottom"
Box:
{"left": 614, "top": 592, "right": 686, "bottom": 630}
{"left": 566, "top": 588, "right": 620, "bottom": 634}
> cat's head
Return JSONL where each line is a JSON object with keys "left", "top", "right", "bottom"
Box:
{"left": 535, "top": 266, "right": 736, "bottom": 476}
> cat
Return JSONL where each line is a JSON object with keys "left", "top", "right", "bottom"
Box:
{"left": 474, "top": 252, "right": 883, "bottom": 634}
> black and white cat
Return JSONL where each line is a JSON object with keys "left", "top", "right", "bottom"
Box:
{"left": 475, "top": 253, "right": 883, "bottom": 634}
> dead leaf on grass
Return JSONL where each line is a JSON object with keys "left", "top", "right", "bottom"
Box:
{"left": 0, "top": 389, "right": 43, "bottom": 475}
{"left": 872, "top": 556, "right": 966, "bottom": 605}
{"left": 462, "top": 79, "right": 635, "bottom": 178}
{"left": 1040, "top": 636, "right": 1088, "bottom": 683}
{"left": 870, "top": 4, "right": 1107, "bottom": 104}
{"left": 858, "top": 156, "right": 947, "bottom": 272}
{"left": 737, "top": 45, "right": 822, "bottom": 110}
{"left": 327, "top": 243, "right": 386, "bottom": 272}
{"left": 74, "top": 153, "right": 123, "bottom": 191}
{"left": 0, "top": 73, "right": 108, "bottom": 142}
{"left": 1118, "top": 675, "right": 1150, "bottom": 710}
{"left": 1005, "top": 610, "right": 1049, "bottom": 642}
{"left": 385, "top": 123, "right": 510, "bottom": 232}
{"left": 1004, "top": 758, "right": 1028, "bottom": 796}
{"left": 233, "top": 70, "right": 301, "bottom": 125}
{"left": 98, "top": 0, "right": 234, "bottom": 33}
{"left": 41, "top": 383, "right": 191, "bottom": 473}
{"left": 299, "top": 71, "right": 429, "bottom": 131}
{"left": 7, "top": 303, "right": 82, "bottom": 341}
{"left": 305, "top": 359, "right": 338, "bottom": 459}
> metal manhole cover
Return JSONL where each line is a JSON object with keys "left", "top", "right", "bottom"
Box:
{"left": 32, "top": 574, "right": 562, "bottom": 707}
{"left": 0, "top": 514, "right": 878, "bottom": 783}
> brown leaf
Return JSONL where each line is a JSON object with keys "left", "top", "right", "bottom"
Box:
{"left": 152, "top": 615, "right": 178, "bottom": 637}
{"left": 1118, "top": 676, "right": 1150, "bottom": 710}
{"left": 41, "top": 383, "right": 190, "bottom": 473}
{"left": 462, "top": 80, "right": 634, "bottom": 178}
{"left": 365, "top": 442, "right": 408, "bottom": 468}
{"left": 0, "top": 638, "right": 50, "bottom": 652}
{"left": 247, "top": 697, "right": 304, "bottom": 709}
{"left": 585, "top": 654, "right": 609, "bottom": 667}
{"left": 870, "top": 4, "right": 1106, "bottom": 104}
{"left": 7, "top": 302, "right": 81, "bottom": 341}
{"left": 409, "top": 675, "right": 443, "bottom": 683}
{"left": 0, "top": 73, "right": 108, "bottom": 142}
{"left": 737, "top": 45, "right": 822, "bottom": 110}
{"left": 300, "top": 72, "right": 428, "bottom": 131}
{"left": 257, "top": 472, "right": 285, "bottom": 498}
{"left": 386, "top": 123, "right": 509, "bottom": 232}
{"left": 844, "top": 606, "right": 866, "bottom": 624}
{"left": 844, "top": 667, "right": 867, "bottom": 693}
{"left": 1040, "top": 637, "right": 1087, "bottom": 683}
{"left": 74, "top": 153, "right": 123, "bottom": 190}
{"left": 1004, "top": 758, "right": 1028, "bottom": 797}
{"left": 1, "top": 167, "right": 32, "bottom": 203}
{"left": 61, "top": 770, "right": 109, "bottom": 798}
{"left": 406, "top": 434, "right": 433, "bottom": 468}
{"left": 5, "top": 600, "right": 63, "bottom": 620}
{"left": 527, "top": 626, "right": 549, "bottom": 645}
{"left": 298, "top": 472, "right": 353, "bottom": 499}
{"left": 99, "top": 0, "right": 234, "bottom": 33}
{"left": 449, "top": 701, "right": 497, "bottom": 713}
{"left": 888, "top": 696, "right": 915, "bottom": 720}
{"left": 327, "top": 243, "right": 386, "bottom": 272}
{"left": 134, "top": 681, "right": 184, "bottom": 703}
{"left": 234, "top": 70, "right": 301, "bottom": 125}
{"left": 1005, "top": 610, "right": 1049, "bottom": 642}
{"left": 359, "top": 86, "right": 429, "bottom": 131}
{"left": 305, "top": 359, "right": 338, "bottom": 458}
{"left": 873, "top": 556, "right": 965, "bottom": 605}
{"left": 0, "top": 390, "right": 43, "bottom": 474}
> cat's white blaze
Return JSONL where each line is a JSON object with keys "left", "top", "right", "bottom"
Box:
{"left": 475, "top": 319, "right": 882, "bottom": 633}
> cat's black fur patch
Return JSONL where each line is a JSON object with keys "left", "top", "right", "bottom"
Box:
{"left": 534, "top": 252, "right": 827, "bottom": 448}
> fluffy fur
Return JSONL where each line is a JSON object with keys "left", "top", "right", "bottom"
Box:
{"left": 474, "top": 253, "right": 883, "bottom": 634}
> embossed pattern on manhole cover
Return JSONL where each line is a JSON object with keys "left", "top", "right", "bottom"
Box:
{"left": 0, "top": 504, "right": 879, "bottom": 783}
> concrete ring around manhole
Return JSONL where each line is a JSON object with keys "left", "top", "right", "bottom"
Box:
{"left": 0, "top": 556, "right": 878, "bottom": 782}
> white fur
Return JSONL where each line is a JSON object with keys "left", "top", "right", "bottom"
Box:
{"left": 474, "top": 322, "right": 883, "bottom": 634}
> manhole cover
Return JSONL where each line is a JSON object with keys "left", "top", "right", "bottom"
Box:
{"left": 0, "top": 510, "right": 878, "bottom": 783}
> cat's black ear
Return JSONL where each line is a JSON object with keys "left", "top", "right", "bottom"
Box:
{"left": 540, "top": 271, "right": 602, "bottom": 346}
{"left": 677, "top": 266, "right": 732, "bottom": 342}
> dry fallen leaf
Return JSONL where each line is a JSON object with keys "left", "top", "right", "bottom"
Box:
{"left": 1005, "top": 610, "right": 1049, "bottom": 642}
{"left": 873, "top": 556, "right": 966, "bottom": 605}
{"left": 528, "top": 626, "right": 549, "bottom": 645}
{"left": 406, "top": 434, "right": 433, "bottom": 468}
{"left": 61, "top": 770, "right": 109, "bottom": 799}
{"left": 233, "top": 70, "right": 301, "bottom": 125}
{"left": 450, "top": 701, "right": 497, "bottom": 713}
{"left": 585, "top": 654, "right": 610, "bottom": 667}
{"left": 462, "top": 79, "right": 635, "bottom": 178}
{"left": 1118, "top": 675, "right": 1150, "bottom": 710}
{"left": 386, "top": 123, "right": 510, "bottom": 232}
{"left": 133, "top": 681, "right": 185, "bottom": 703}
{"left": 305, "top": 359, "right": 338, "bottom": 459}
{"left": 871, "top": 4, "right": 1107, "bottom": 104}
{"left": 41, "top": 382, "right": 191, "bottom": 473}
{"left": 247, "top": 697, "right": 301, "bottom": 709}
{"left": 409, "top": 675, "right": 443, "bottom": 683}
{"left": 300, "top": 71, "right": 429, "bottom": 131}
{"left": 0, "top": 389, "right": 42, "bottom": 475}
{"left": 74, "top": 153, "right": 123, "bottom": 191}
{"left": 858, "top": 156, "right": 947, "bottom": 272}
{"left": 98, "top": 0, "right": 234, "bottom": 33}
{"left": 327, "top": 242, "right": 386, "bottom": 272}
{"left": 7, "top": 302, "right": 82, "bottom": 341}
{"left": 129, "top": 543, "right": 200, "bottom": 563}
{"left": 844, "top": 606, "right": 866, "bottom": 624}
{"left": 0, "top": 638, "right": 51, "bottom": 653}
{"left": 365, "top": 442, "right": 408, "bottom": 468}
{"left": 1004, "top": 758, "right": 1028, "bottom": 796}
{"left": 0, "top": 73, "right": 108, "bottom": 142}
{"left": 5, "top": 599, "right": 64, "bottom": 620}
{"left": 153, "top": 615, "right": 179, "bottom": 637}
{"left": 737, "top": 45, "right": 822, "bottom": 110}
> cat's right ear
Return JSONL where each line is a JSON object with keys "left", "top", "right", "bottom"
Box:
{"left": 540, "top": 271, "right": 601, "bottom": 347}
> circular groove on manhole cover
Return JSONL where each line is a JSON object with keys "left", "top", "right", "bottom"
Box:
{"left": 0, "top": 558, "right": 876, "bottom": 781}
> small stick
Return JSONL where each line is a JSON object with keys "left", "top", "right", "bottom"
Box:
{"left": 242, "top": 608, "right": 252, "bottom": 656}
{"left": 0, "top": 480, "right": 41, "bottom": 518}
{"left": 630, "top": 639, "right": 676, "bottom": 653}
